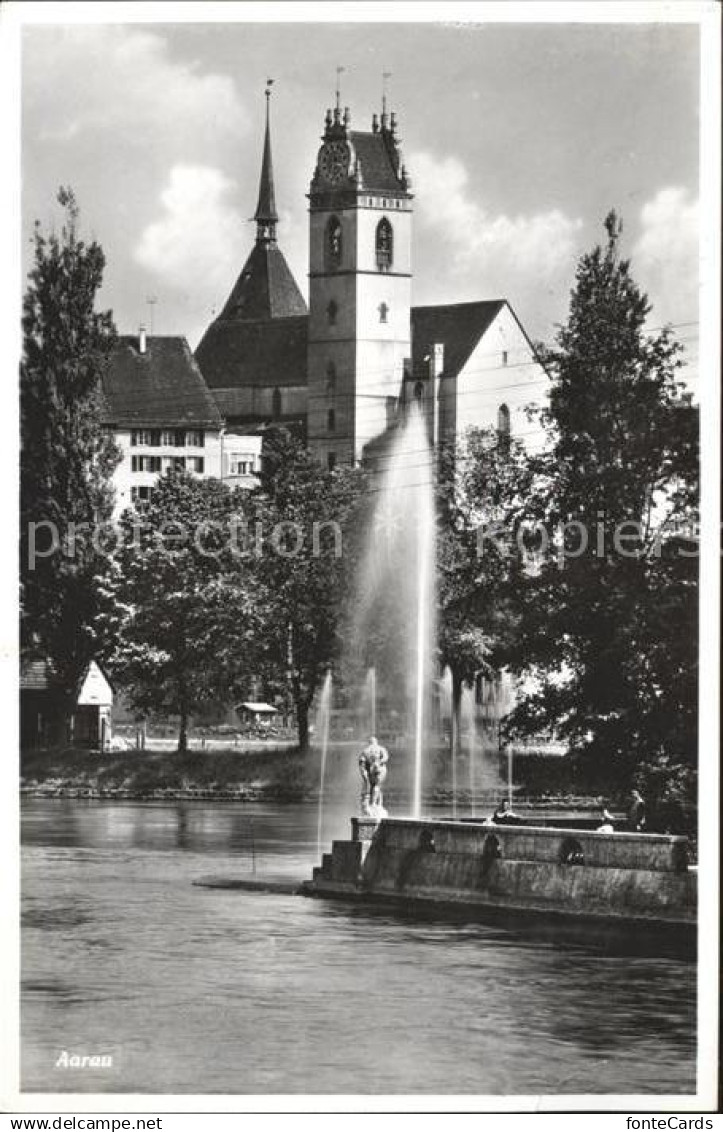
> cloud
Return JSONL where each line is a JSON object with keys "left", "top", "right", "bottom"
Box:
{"left": 24, "top": 25, "right": 246, "bottom": 153}
{"left": 410, "top": 151, "right": 583, "bottom": 331}
{"left": 134, "top": 165, "right": 245, "bottom": 298}
{"left": 632, "top": 187, "right": 699, "bottom": 327}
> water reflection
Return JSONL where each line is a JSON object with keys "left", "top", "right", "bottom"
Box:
{"left": 21, "top": 799, "right": 696, "bottom": 1096}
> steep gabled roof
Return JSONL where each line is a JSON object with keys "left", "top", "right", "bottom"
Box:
{"left": 215, "top": 242, "right": 307, "bottom": 323}
{"left": 350, "top": 130, "right": 406, "bottom": 193}
{"left": 411, "top": 300, "right": 506, "bottom": 380}
{"left": 196, "top": 315, "right": 308, "bottom": 390}
{"left": 101, "top": 336, "right": 224, "bottom": 428}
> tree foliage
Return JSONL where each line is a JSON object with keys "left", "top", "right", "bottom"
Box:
{"left": 20, "top": 187, "right": 121, "bottom": 698}
{"left": 506, "top": 212, "right": 698, "bottom": 792}
{"left": 113, "top": 472, "right": 256, "bottom": 752}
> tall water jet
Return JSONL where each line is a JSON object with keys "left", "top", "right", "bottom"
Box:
{"left": 348, "top": 403, "right": 436, "bottom": 817}
{"left": 439, "top": 667, "right": 456, "bottom": 817}
{"left": 364, "top": 667, "right": 377, "bottom": 737}
{"left": 314, "top": 671, "right": 333, "bottom": 858}
{"left": 462, "top": 682, "right": 478, "bottom": 817}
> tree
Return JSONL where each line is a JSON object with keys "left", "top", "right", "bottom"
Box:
{"left": 114, "top": 472, "right": 256, "bottom": 752}
{"left": 507, "top": 213, "right": 698, "bottom": 794}
{"left": 437, "top": 431, "right": 534, "bottom": 769}
{"left": 250, "top": 430, "right": 366, "bottom": 750}
{"left": 20, "top": 187, "right": 121, "bottom": 717}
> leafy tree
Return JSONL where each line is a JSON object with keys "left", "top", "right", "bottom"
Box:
{"left": 437, "top": 431, "right": 534, "bottom": 766}
{"left": 249, "top": 430, "right": 366, "bottom": 750}
{"left": 20, "top": 187, "right": 121, "bottom": 714}
{"left": 507, "top": 212, "right": 698, "bottom": 793}
{"left": 113, "top": 472, "right": 256, "bottom": 752}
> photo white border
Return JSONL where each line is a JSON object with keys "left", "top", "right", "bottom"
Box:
{"left": 1, "top": 0, "right": 719, "bottom": 1115}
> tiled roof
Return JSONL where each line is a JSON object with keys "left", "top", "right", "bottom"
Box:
{"left": 101, "top": 337, "right": 224, "bottom": 428}
{"left": 350, "top": 131, "right": 405, "bottom": 193}
{"left": 217, "top": 243, "right": 307, "bottom": 323}
{"left": 196, "top": 315, "right": 308, "bottom": 391}
{"left": 411, "top": 301, "right": 506, "bottom": 380}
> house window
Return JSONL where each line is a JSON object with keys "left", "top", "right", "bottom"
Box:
{"left": 326, "top": 216, "right": 342, "bottom": 268}
{"left": 379, "top": 302, "right": 389, "bottom": 323}
{"left": 498, "top": 403, "right": 511, "bottom": 440}
{"left": 149, "top": 456, "right": 162, "bottom": 473}
{"left": 161, "top": 430, "right": 175, "bottom": 446}
{"left": 174, "top": 430, "right": 186, "bottom": 447}
{"left": 149, "top": 429, "right": 161, "bottom": 447}
{"left": 131, "top": 485, "right": 153, "bottom": 504}
{"left": 187, "top": 430, "right": 205, "bottom": 447}
{"left": 327, "top": 299, "right": 338, "bottom": 326}
{"left": 272, "top": 388, "right": 282, "bottom": 418}
{"left": 327, "top": 452, "right": 337, "bottom": 471}
{"left": 190, "top": 457, "right": 205, "bottom": 474}
{"left": 376, "top": 218, "right": 393, "bottom": 270}
{"left": 326, "top": 361, "right": 337, "bottom": 394}
{"left": 327, "top": 408, "right": 336, "bottom": 433}
{"left": 230, "top": 453, "right": 256, "bottom": 476}
{"left": 173, "top": 456, "right": 186, "bottom": 471}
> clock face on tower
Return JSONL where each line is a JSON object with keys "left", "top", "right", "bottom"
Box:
{"left": 319, "top": 142, "right": 350, "bottom": 185}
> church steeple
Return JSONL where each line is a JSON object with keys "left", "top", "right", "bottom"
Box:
{"left": 254, "top": 81, "right": 278, "bottom": 243}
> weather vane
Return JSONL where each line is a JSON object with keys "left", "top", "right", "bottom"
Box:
{"left": 265, "top": 77, "right": 274, "bottom": 100}
{"left": 335, "top": 65, "right": 345, "bottom": 110}
{"left": 382, "top": 70, "right": 392, "bottom": 116}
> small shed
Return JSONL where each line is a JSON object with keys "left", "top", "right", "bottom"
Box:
{"left": 236, "top": 702, "right": 279, "bottom": 728}
{"left": 20, "top": 655, "right": 113, "bottom": 751}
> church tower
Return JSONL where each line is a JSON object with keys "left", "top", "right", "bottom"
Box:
{"left": 307, "top": 90, "right": 413, "bottom": 467}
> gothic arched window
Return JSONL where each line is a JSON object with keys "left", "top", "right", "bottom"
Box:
{"left": 272, "top": 388, "right": 282, "bottom": 419}
{"left": 327, "top": 299, "right": 338, "bottom": 326}
{"left": 498, "top": 403, "right": 511, "bottom": 445}
{"left": 326, "top": 216, "right": 342, "bottom": 269}
{"left": 376, "top": 217, "right": 393, "bottom": 270}
{"left": 379, "top": 302, "right": 389, "bottom": 324}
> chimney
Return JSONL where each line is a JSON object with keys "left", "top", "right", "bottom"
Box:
{"left": 139, "top": 324, "right": 147, "bottom": 354}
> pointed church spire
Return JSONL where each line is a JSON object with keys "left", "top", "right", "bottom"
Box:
{"left": 255, "top": 80, "right": 278, "bottom": 243}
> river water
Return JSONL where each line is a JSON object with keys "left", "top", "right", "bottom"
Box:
{"left": 21, "top": 798, "right": 696, "bottom": 1096}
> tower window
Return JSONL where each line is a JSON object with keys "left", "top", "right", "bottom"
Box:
{"left": 327, "top": 299, "right": 338, "bottom": 326}
{"left": 327, "top": 408, "right": 336, "bottom": 433}
{"left": 376, "top": 218, "right": 393, "bottom": 270}
{"left": 379, "top": 302, "right": 389, "bottom": 324}
{"left": 272, "top": 388, "right": 282, "bottom": 419}
{"left": 498, "top": 403, "right": 511, "bottom": 443}
{"left": 502, "top": 350, "right": 508, "bottom": 366}
{"left": 326, "top": 361, "right": 337, "bottom": 394}
{"left": 326, "top": 216, "right": 342, "bottom": 268}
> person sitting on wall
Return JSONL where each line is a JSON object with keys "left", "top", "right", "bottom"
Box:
{"left": 597, "top": 808, "right": 615, "bottom": 833}
{"left": 628, "top": 790, "right": 647, "bottom": 832}
{"left": 491, "top": 798, "right": 523, "bottom": 826}
{"left": 359, "top": 736, "right": 389, "bottom": 818}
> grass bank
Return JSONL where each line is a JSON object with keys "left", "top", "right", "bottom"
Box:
{"left": 20, "top": 744, "right": 313, "bottom": 802}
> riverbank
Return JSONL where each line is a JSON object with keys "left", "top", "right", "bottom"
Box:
{"left": 20, "top": 744, "right": 312, "bottom": 802}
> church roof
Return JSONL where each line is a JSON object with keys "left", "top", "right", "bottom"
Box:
{"left": 101, "top": 336, "right": 224, "bottom": 428}
{"left": 254, "top": 95, "right": 278, "bottom": 225}
{"left": 215, "top": 242, "right": 307, "bottom": 323}
{"left": 195, "top": 315, "right": 308, "bottom": 391}
{"left": 411, "top": 300, "right": 506, "bottom": 380}
{"left": 350, "top": 130, "right": 406, "bottom": 193}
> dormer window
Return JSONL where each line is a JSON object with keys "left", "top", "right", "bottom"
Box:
{"left": 326, "top": 216, "right": 342, "bottom": 269}
{"left": 379, "top": 302, "right": 389, "bottom": 324}
{"left": 376, "top": 218, "right": 393, "bottom": 270}
{"left": 327, "top": 299, "right": 338, "bottom": 327}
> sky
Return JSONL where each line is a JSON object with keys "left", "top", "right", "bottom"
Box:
{"left": 20, "top": 15, "right": 701, "bottom": 374}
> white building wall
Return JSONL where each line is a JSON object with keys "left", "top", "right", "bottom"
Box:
{"left": 455, "top": 305, "right": 548, "bottom": 452}
{"left": 111, "top": 427, "right": 225, "bottom": 517}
